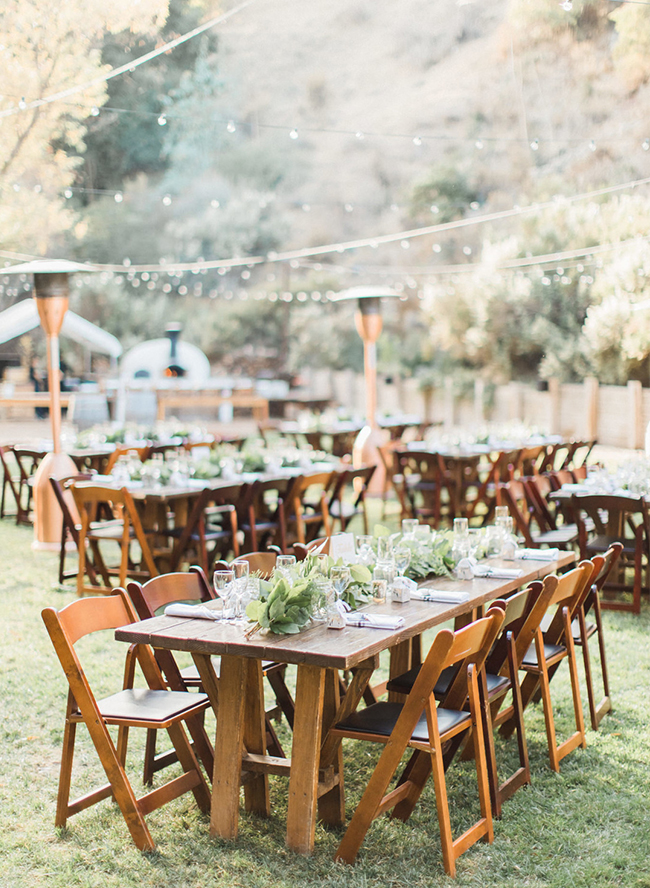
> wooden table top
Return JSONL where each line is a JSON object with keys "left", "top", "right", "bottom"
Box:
{"left": 116, "top": 551, "right": 575, "bottom": 670}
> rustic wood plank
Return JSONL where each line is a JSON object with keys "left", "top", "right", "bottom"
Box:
{"left": 208, "top": 654, "right": 246, "bottom": 840}
{"left": 286, "top": 664, "right": 325, "bottom": 854}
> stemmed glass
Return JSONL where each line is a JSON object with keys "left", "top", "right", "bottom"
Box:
{"left": 230, "top": 561, "right": 250, "bottom": 618}
{"left": 213, "top": 568, "right": 234, "bottom": 619}
{"left": 276, "top": 554, "right": 296, "bottom": 578}
{"left": 394, "top": 545, "right": 411, "bottom": 577}
{"left": 330, "top": 565, "right": 351, "bottom": 601}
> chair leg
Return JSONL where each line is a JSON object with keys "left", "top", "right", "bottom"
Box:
{"left": 265, "top": 666, "right": 295, "bottom": 729}
{"left": 143, "top": 729, "right": 158, "bottom": 785}
{"left": 55, "top": 719, "right": 77, "bottom": 828}
{"left": 593, "top": 595, "right": 613, "bottom": 726}
{"left": 532, "top": 630, "right": 561, "bottom": 773}
{"left": 577, "top": 608, "right": 598, "bottom": 732}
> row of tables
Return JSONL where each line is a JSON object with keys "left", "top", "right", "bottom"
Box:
{"left": 116, "top": 548, "right": 575, "bottom": 854}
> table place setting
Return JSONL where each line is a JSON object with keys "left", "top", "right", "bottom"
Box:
{"left": 410, "top": 589, "right": 471, "bottom": 603}
{"left": 514, "top": 547, "right": 560, "bottom": 561}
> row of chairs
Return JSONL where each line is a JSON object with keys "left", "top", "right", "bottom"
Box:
{"left": 384, "top": 441, "right": 595, "bottom": 527}
{"left": 50, "top": 465, "right": 376, "bottom": 596}
{"left": 333, "top": 547, "right": 619, "bottom": 874}
{"left": 42, "top": 543, "right": 620, "bottom": 872}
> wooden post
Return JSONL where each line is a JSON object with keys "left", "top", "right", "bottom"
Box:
{"left": 584, "top": 377, "right": 599, "bottom": 441}
{"left": 474, "top": 379, "right": 485, "bottom": 425}
{"left": 627, "top": 380, "right": 644, "bottom": 450}
{"left": 444, "top": 376, "right": 454, "bottom": 430}
{"left": 548, "top": 377, "right": 561, "bottom": 436}
{"left": 508, "top": 381, "right": 522, "bottom": 422}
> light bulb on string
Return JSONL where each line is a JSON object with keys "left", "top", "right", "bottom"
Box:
{"left": 355, "top": 131, "right": 364, "bottom": 140}
{"left": 157, "top": 114, "right": 167, "bottom": 126}
{"left": 559, "top": 0, "right": 573, "bottom": 10}
{"left": 643, "top": 139, "right": 650, "bottom": 151}
{"left": 475, "top": 139, "right": 484, "bottom": 150}
{"left": 432, "top": 244, "right": 441, "bottom": 253}
{"left": 226, "top": 120, "right": 236, "bottom": 133}
{"left": 114, "top": 192, "right": 123, "bottom": 203}
{"left": 430, "top": 204, "right": 439, "bottom": 214}
{"left": 301, "top": 203, "right": 310, "bottom": 212}
{"left": 64, "top": 188, "right": 73, "bottom": 199}
{"left": 530, "top": 138, "right": 539, "bottom": 151}
{"left": 344, "top": 203, "right": 354, "bottom": 213}
{"left": 162, "top": 194, "right": 172, "bottom": 206}
{"left": 18, "top": 97, "right": 26, "bottom": 110}
{"left": 589, "top": 139, "right": 596, "bottom": 152}
{"left": 289, "top": 128, "right": 299, "bottom": 140}
{"left": 90, "top": 106, "right": 100, "bottom": 117}
{"left": 413, "top": 135, "right": 422, "bottom": 146}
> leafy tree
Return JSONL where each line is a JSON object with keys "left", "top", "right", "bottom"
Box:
{"left": 0, "top": 0, "right": 169, "bottom": 254}
{"left": 610, "top": 6, "right": 650, "bottom": 91}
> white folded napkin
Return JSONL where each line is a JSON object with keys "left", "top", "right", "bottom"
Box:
{"left": 411, "top": 589, "right": 471, "bottom": 604}
{"left": 164, "top": 603, "right": 221, "bottom": 621}
{"left": 471, "top": 565, "right": 523, "bottom": 580}
{"left": 514, "top": 548, "right": 560, "bottom": 562}
{"left": 345, "top": 613, "right": 405, "bottom": 630}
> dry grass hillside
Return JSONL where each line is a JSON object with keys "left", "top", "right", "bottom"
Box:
{"left": 215, "top": 0, "right": 650, "bottom": 259}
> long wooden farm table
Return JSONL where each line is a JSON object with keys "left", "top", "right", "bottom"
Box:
{"left": 115, "top": 551, "right": 575, "bottom": 854}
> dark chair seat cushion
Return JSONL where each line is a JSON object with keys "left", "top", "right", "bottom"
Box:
{"left": 336, "top": 701, "right": 469, "bottom": 742}
{"left": 522, "top": 641, "right": 566, "bottom": 668}
{"left": 387, "top": 664, "right": 509, "bottom": 698}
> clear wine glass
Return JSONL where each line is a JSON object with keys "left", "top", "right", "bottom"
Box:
{"left": 330, "top": 565, "right": 351, "bottom": 600}
{"left": 394, "top": 545, "right": 411, "bottom": 577}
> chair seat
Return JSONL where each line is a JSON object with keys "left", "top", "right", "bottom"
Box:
{"left": 585, "top": 534, "right": 637, "bottom": 556}
{"left": 94, "top": 688, "right": 209, "bottom": 724}
{"left": 386, "top": 664, "right": 509, "bottom": 699}
{"left": 336, "top": 700, "right": 470, "bottom": 742}
{"left": 521, "top": 641, "right": 566, "bottom": 668}
{"left": 533, "top": 526, "right": 578, "bottom": 546}
{"left": 86, "top": 520, "right": 126, "bottom": 540}
{"left": 572, "top": 618, "right": 596, "bottom": 642}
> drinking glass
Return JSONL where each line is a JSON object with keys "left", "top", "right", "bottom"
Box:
{"left": 413, "top": 523, "right": 431, "bottom": 542}
{"left": 377, "top": 536, "right": 393, "bottom": 561}
{"left": 494, "top": 506, "right": 509, "bottom": 522}
{"left": 356, "top": 535, "right": 374, "bottom": 565}
{"left": 311, "top": 578, "right": 333, "bottom": 622}
{"left": 453, "top": 517, "right": 469, "bottom": 536}
{"left": 276, "top": 554, "right": 296, "bottom": 578}
{"left": 330, "top": 565, "right": 351, "bottom": 599}
{"left": 213, "top": 568, "right": 234, "bottom": 618}
{"left": 394, "top": 545, "right": 411, "bottom": 577}
{"left": 401, "top": 519, "right": 419, "bottom": 539}
{"left": 371, "top": 577, "right": 387, "bottom": 604}
{"left": 232, "top": 560, "right": 250, "bottom": 582}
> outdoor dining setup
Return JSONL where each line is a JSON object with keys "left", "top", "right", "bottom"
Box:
{"left": 1, "top": 403, "right": 635, "bottom": 877}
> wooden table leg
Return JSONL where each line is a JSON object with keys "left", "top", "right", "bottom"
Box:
{"left": 243, "top": 658, "right": 270, "bottom": 816}
{"left": 317, "top": 668, "right": 345, "bottom": 827}
{"left": 286, "top": 663, "right": 325, "bottom": 854}
{"left": 200, "top": 653, "right": 247, "bottom": 840}
{"left": 388, "top": 639, "right": 412, "bottom": 702}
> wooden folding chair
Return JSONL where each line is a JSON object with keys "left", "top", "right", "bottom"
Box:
{"left": 167, "top": 483, "right": 243, "bottom": 572}
{"left": 572, "top": 543, "right": 621, "bottom": 730}
{"left": 41, "top": 590, "right": 211, "bottom": 851}
{"left": 237, "top": 476, "right": 289, "bottom": 553}
{"left": 104, "top": 445, "right": 152, "bottom": 476}
{"left": 49, "top": 474, "right": 98, "bottom": 585}
{"left": 327, "top": 465, "right": 376, "bottom": 534}
{"left": 70, "top": 482, "right": 159, "bottom": 596}
{"left": 387, "top": 582, "right": 557, "bottom": 817}
{"left": 573, "top": 493, "right": 649, "bottom": 615}
{"left": 128, "top": 565, "right": 289, "bottom": 759}
{"left": 500, "top": 480, "right": 577, "bottom": 549}
{"left": 0, "top": 445, "right": 24, "bottom": 522}
{"left": 503, "top": 562, "right": 594, "bottom": 772}
{"left": 394, "top": 450, "right": 445, "bottom": 527}
{"left": 282, "top": 471, "right": 334, "bottom": 546}
{"left": 332, "top": 607, "right": 505, "bottom": 876}
{"left": 7, "top": 446, "right": 47, "bottom": 524}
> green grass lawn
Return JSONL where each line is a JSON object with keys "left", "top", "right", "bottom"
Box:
{"left": 0, "top": 517, "right": 649, "bottom": 888}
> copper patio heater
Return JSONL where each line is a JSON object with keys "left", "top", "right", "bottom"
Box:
{"left": 330, "top": 287, "right": 399, "bottom": 478}
{"left": 2, "top": 259, "right": 93, "bottom": 546}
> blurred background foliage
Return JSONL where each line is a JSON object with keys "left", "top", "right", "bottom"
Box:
{"left": 3, "top": 0, "right": 650, "bottom": 387}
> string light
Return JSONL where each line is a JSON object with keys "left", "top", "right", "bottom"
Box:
{"left": 90, "top": 106, "right": 100, "bottom": 117}
{"left": 643, "top": 139, "right": 650, "bottom": 151}
{"left": 412, "top": 135, "right": 422, "bottom": 146}
{"left": 0, "top": 0, "right": 258, "bottom": 120}
{"left": 226, "top": 120, "right": 236, "bottom": 133}
{"left": 157, "top": 114, "right": 167, "bottom": 126}
{"left": 530, "top": 139, "right": 539, "bottom": 151}
{"left": 114, "top": 192, "right": 123, "bottom": 203}
{"left": 289, "top": 128, "right": 299, "bottom": 140}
